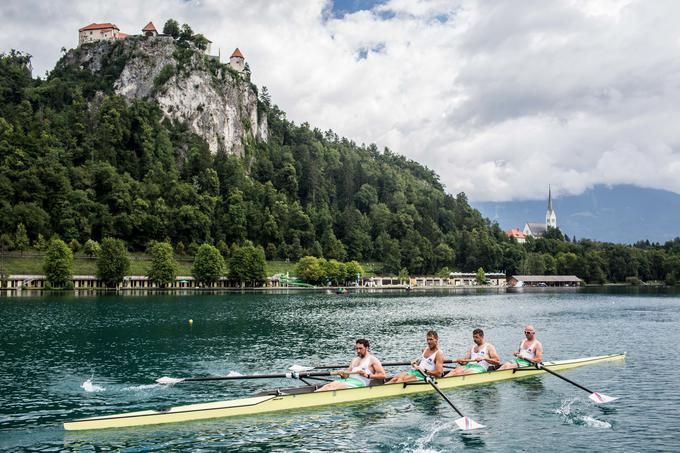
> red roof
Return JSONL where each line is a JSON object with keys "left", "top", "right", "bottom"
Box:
{"left": 117, "top": 32, "right": 129, "bottom": 39}
{"left": 506, "top": 229, "right": 525, "bottom": 239}
{"left": 79, "top": 23, "right": 119, "bottom": 32}
{"left": 142, "top": 21, "right": 157, "bottom": 32}
{"left": 230, "top": 48, "right": 244, "bottom": 58}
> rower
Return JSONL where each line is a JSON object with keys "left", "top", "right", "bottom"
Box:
{"left": 315, "top": 339, "right": 386, "bottom": 391}
{"left": 445, "top": 328, "right": 500, "bottom": 376}
{"left": 499, "top": 324, "right": 543, "bottom": 370}
{"left": 387, "top": 330, "right": 444, "bottom": 383}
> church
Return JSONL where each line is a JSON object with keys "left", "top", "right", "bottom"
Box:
{"left": 523, "top": 186, "right": 557, "bottom": 238}
{"left": 505, "top": 186, "right": 557, "bottom": 241}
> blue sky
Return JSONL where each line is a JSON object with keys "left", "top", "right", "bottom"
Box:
{"left": 330, "top": 0, "right": 385, "bottom": 17}
{"left": 2, "top": 0, "right": 680, "bottom": 202}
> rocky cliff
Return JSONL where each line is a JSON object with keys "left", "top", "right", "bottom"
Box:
{"left": 62, "top": 36, "right": 267, "bottom": 155}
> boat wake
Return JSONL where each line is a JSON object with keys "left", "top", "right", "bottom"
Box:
{"left": 122, "top": 383, "right": 161, "bottom": 391}
{"left": 81, "top": 378, "right": 105, "bottom": 393}
{"left": 554, "top": 398, "right": 611, "bottom": 429}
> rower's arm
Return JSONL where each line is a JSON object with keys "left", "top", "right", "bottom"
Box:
{"left": 430, "top": 350, "right": 444, "bottom": 377}
{"left": 330, "top": 361, "right": 354, "bottom": 376}
{"left": 486, "top": 345, "right": 501, "bottom": 366}
{"left": 369, "top": 359, "right": 386, "bottom": 380}
{"left": 533, "top": 342, "right": 543, "bottom": 363}
{"left": 456, "top": 348, "right": 472, "bottom": 364}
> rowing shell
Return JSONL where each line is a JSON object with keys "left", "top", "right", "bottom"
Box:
{"left": 64, "top": 353, "right": 624, "bottom": 431}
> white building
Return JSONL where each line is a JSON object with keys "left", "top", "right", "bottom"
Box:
{"left": 229, "top": 48, "right": 245, "bottom": 72}
{"left": 78, "top": 23, "right": 123, "bottom": 45}
{"left": 523, "top": 186, "right": 557, "bottom": 238}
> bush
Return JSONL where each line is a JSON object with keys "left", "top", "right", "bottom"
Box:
{"left": 153, "top": 64, "right": 175, "bottom": 92}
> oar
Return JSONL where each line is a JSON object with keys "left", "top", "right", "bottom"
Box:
{"left": 290, "top": 359, "right": 458, "bottom": 372}
{"left": 424, "top": 376, "right": 484, "bottom": 430}
{"left": 536, "top": 363, "right": 618, "bottom": 404}
{"left": 156, "top": 370, "right": 335, "bottom": 385}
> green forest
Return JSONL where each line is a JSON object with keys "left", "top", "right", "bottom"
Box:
{"left": 2, "top": 31, "right": 680, "bottom": 285}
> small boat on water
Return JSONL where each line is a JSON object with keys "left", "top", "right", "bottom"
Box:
{"left": 63, "top": 353, "right": 624, "bottom": 431}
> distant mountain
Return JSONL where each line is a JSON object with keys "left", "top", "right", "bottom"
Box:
{"left": 472, "top": 185, "right": 680, "bottom": 244}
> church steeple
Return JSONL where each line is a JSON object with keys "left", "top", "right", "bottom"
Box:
{"left": 546, "top": 185, "right": 557, "bottom": 228}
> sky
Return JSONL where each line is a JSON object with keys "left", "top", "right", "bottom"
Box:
{"left": 2, "top": 0, "right": 680, "bottom": 202}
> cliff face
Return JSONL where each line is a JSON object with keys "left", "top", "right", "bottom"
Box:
{"left": 65, "top": 36, "right": 267, "bottom": 155}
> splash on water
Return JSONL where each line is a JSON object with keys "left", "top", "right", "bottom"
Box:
{"left": 81, "top": 378, "right": 105, "bottom": 393}
{"left": 227, "top": 371, "right": 244, "bottom": 377}
{"left": 554, "top": 398, "right": 611, "bottom": 429}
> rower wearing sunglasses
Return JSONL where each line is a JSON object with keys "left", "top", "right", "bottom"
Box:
{"left": 316, "top": 339, "right": 386, "bottom": 391}
{"left": 499, "top": 325, "right": 543, "bottom": 370}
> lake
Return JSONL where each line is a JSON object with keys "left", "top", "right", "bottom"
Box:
{"left": 1, "top": 288, "right": 678, "bottom": 451}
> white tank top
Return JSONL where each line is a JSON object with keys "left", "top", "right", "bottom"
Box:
{"left": 350, "top": 354, "right": 373, "bottom": 385}
{"left": 519, "top": 341, "right": 537, "bottom": 361}
{"left": 419, "top": 348, "right": 440, "bottom": 373}
{"left": 470, "top": 343, "right": 491, "bottom": 370}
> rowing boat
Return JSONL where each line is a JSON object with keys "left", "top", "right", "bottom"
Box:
{"left": 63, "top": 353, "right": 624, "bottom": 431}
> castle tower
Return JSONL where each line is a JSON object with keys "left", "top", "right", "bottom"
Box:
{"left": 229, "top": 48, "right": 245, "bottom": 72}
{"left": 546, "top": 185, "right": 557, "bottom": 228}
{"left": 142, "top": 22, "right": 158, "bottom": 37}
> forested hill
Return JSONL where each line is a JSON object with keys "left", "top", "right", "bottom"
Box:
{"left": 2, "top": 26, "right": 680, "bottom": 284}
{"left": 0, "top": 34, "right": 502, "bottom": 277}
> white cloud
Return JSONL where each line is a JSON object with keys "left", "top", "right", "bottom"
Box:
{"left": 2, "top": 0, "right": 680, "bottom": 201}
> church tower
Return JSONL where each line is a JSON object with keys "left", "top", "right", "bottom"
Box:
{"left": 546, "top": 185, "right": 557, "bottom": 228}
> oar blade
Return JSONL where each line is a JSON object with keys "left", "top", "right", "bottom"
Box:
{"left": 454, "top": 416, "right": 485, "bottom": 431}
{"left": 156, "top": 377, "right": 185, "bottom": 385}
{"left": 588, "top": 392, "right": 618, "bottom": 404}
{"left": 288, "top": 365, "right": 315, "bottom": 372}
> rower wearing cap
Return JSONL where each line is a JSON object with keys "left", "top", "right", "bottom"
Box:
{"left": 316, "top": 339, "right": 386, "bottom": 391}
{"left": 499, "top": 325, "right": 543, "bottom": 369}
{"left": 445, "top": 328, "right": 500, "bottom": 376}
{"left": 387, "top": 330, "right": 444, "bottom": 383}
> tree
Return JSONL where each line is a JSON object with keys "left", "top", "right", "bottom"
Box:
{"left": 437, "top": 266, "right": 450, "bottom": 278}
{"left": 97, "top": 237, "right": 130, "bottom": 287}
{"left": 148, "top": 241, "right": 178, "bottom": 287}
{"left": 34, "top": 234, "right": 47, "bottom": 251}
{"left": 83, "top": 239, "right": 101, "bottom": 258}
{"left": 192, "top": 243, "right": 225, "bottom": 285}
{"left": 398, "top": 267, "right": 409, "bottom": 283}
{"left": 163, "top": 19, "right": 180, "bottom": 38}
{"left": 68, "top": 239, "right": 81, "bottom": 253}
{"left": 43, "top": 238, "right": 73, "bottom": 287}
{"left": 344, "top": 260, "right": 364, "bottom": 284}
{"left": 0, "top": 233, "right": 14, "bottom": 251}
{"left": 229, "top": 241, "right": 267, "bottom": 286}
{"left": 295, "top": 256, "right": 323, "bottom": 284}
{"left": 475, "top": 267, "right": 486, "bottom": 285}
{"left": 14, "top": 223, "right": 29, "bottom": 255}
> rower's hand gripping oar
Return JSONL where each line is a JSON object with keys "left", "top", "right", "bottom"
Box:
{"left": 424, "top": 376, "right": 485, "bottom": 430}
{"left": 535, "top": 363, "right": 618, "bottom": 404}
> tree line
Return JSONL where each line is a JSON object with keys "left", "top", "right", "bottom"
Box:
{"left": 40, "top": 237, "right": 267, "bottom": 288}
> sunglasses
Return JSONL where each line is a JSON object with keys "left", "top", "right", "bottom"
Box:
{"left": 524, "top": 331, "right": 534, "bottom": 334}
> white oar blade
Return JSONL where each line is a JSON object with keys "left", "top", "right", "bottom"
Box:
{"left": 589, "top": 392, "right": 618, "bottom": 404}
{"left": 454, "top": 416, "right": 485, "bottom": 431}
{"left": 288, "top": 365, "right": 314, "bottom": 372}
{"left": 156, "top": 377, "right": 185, "bottom": 385}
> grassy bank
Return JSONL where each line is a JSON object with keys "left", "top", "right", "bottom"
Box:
{"left": 0, "top": 254, "right": 382, "bottom": 277}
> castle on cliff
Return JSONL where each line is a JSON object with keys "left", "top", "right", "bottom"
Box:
{"left": 77, "top": 21, "right": 245, "bottom": 73}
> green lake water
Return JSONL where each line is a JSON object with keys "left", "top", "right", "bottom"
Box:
{"left": 1, "top": 288, "right": 679, "bottom": 451}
